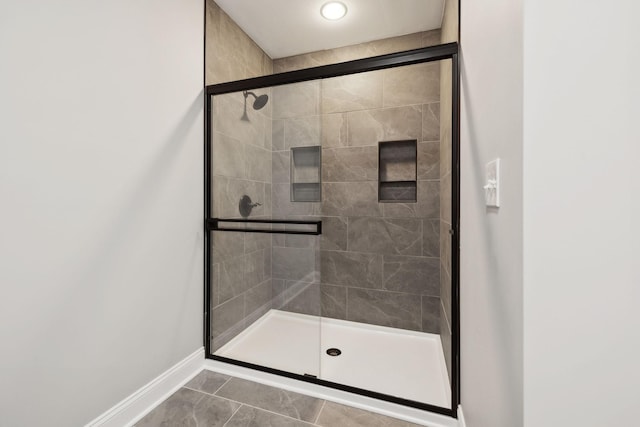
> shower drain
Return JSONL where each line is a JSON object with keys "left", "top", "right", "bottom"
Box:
{"left": 326, "top": 348, "right": 342, "bottom": 356}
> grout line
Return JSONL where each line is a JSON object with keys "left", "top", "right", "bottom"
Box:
{"left": 222, "top": 403, "right": 243, "bottom": 427}
{"left": 420, "top": 293, "right": 424, "bottom": 332}
{"left": 214, "top": 376, "right": 233, "bottom": 395}
{"left": 345, "top": 287, "right": 349, "bottom": 320}
{"left": 320, "top": 248, "right": 440, "bottom": 261}
{"left": 209, "top": 392, "right": 318, "bottom": 426}
{"left": 313, "top": 400, "right": 326, "bottom": 425}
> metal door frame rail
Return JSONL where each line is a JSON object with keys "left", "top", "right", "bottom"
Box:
{"left": 204, "top": 42, "right": 461, "bottom": 419}
{"left": 207, "top": 218, "right": 322, "bottom": 235}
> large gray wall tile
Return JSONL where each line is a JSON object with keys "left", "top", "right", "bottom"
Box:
{"left": 320, "top": 284, "right": 347, "bottom": 320}
{"left": 211, "top": 294, "right": 244, "bottom": 347}
{"left": 272, "top": 151, "right": 290, "bottom": 183}
{"left": 321, "top": 71, "right": 383, "bottom": 113}
{"left": 284, "top": 116, "right": 321, "bottom": 148}
{"left": 320, "top": 216, "right": 348, "bottom": 251}
{"left": 272, "top": 183, "right": 315, "bottom": 217}
{"left": 383, "top": 62, "right": 440, "bottom": 107}
{"left": 417, "top": 141, "right": 440, "bottom": 180}
{"left": 440, "top": 301, "right": 452, "bottom": 383}
{"left": 347, "top": 288, "right": 421, "bottom": 331}
{"left": 216, "top": 378, "right": 323, "bottom": 422}
{"left": 321, "top": 113, "right": 348, "bottom": 148}
{"left": 322, "top": 147, "right": 378, "bottom": 182}
{"left": 218, "top": 257, "right": 246, "bottom": 305}
{"left": 272, "top": 119, "right": 285, "bottom": 151}
{"left": 440, "top": 221, "right": 451, "bottom": 278}
{"left": 280, "top": 233, "right": 319, "bottom": 249}
{"left": 271, "top": 278, "right": 287, "bottom": 309}
{"left": 422, "top": 218, "right": 440, "bottom": 258}
{"left": 440, "top": 263, "right": 452, "bottom": 337}
{"left": 441, "top": 171, "right": 452, "bottom": 223}
{"left": 382, "top": 180, "right": 440, "bottom": 219}
{"left": 421, "top": 296, "right": 441, "bottom": 334}
{"left": 272, "top": 31, "right": 439, "bottom": 74}
{"left": 205, "top": 0, "right": 273, "bottom": 85}
{"left": 213, "top": 176, "right": 266, "bottom": 218}
{"left": 214, "top": 94, "right": 267, "bottom": 148}
{"left": 212, "top": 231, "right": 244, "bottom": 262}
{"left": 272, "top": 246, "right": 317, "bottom": 282}
{"left": 211, "top": 263, "right": 220, "bottom": 307}
{"left": 321, "top": 250, "right": 382, "bottom": 289}
{"left": 272, "top": 81, "right": 320, "bottom": 119}
{"left": 212, "top": 132, "right": 245, "bottom": 179}
{"left": 347, "top": 105, "right": 422, "bottom": 147}
{"left": 245, "top": 233, "right": 271, "bottom": 253}
{"left": 322, "top": 182, "right": 382, "bottom": 217}
{"left": 422, "top": 102, "right": 441, "bottom": 141}
{"left": 245, "top": 279, "right": 272, "bottom": 320}
{"left": 383, "top": 255, "right": 439, "bottom": 296}
{"left": 281, "top": 281, "right": 320, "bottom": 316}
{"left": 245, "top": 143, "right": 271, "bottom": 182}
{"left": 348, "top": 217, "right": 422, "bottom": 256}
{"left": 243, "top": 250, "right": 265, "bottom": 289}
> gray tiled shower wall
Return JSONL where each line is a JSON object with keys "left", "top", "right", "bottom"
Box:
{"left": 207, "top": 0, "right": 450, "bottom": 351}
{"left": 270, "top": 61, "right": 443, "bottom": 334}
{"left": 207, "top": 0, "right": 276, "bottom": 352}
{"left": 210, "top": 92, "right": 274, "bottom": 352}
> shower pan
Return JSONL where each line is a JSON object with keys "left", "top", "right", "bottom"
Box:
{"left": 204, "top": 43, "right": 460, "bottom": 418}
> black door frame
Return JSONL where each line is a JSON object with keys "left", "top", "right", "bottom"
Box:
{"left": 203, "top": 42, "right": 461, "bottom": 418}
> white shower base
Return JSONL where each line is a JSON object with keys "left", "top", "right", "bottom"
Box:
{"left": 215, "top": 309, "right": 451, "bottom": 408}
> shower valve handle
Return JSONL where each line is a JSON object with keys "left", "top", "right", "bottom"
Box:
{"left": 239, "top": 195, "right": 261, "bottom": 218}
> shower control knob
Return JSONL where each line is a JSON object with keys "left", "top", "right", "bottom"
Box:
{"left": 239, "top": 195, "right": 261, "bottom": 218}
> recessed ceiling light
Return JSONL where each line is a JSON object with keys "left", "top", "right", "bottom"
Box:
{"left": 321, "top": 1, "right": 347, "bottom": 21}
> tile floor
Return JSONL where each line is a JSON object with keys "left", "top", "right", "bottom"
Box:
{"left": 136, "top": 370, "right": 423, "bottom": 427}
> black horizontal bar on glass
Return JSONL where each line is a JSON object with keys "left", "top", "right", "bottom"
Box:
{"left": 206, "top": 42, "right": 458, "bottom": 96}
{"left": 208, "top": 218, "right": 322, "bottom": 235}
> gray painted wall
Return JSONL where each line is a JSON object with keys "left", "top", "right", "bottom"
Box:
{"left": 459, "top": 0, "right": 524, "bottom": 424}
{"left": 523, "top": 1, "right": 640, "bottom": 426}
{"left": 0, "top": 0, "right": 204, "bottom": 425}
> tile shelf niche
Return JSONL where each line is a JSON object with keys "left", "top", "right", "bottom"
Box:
{"left": 290, "top": 146, "right": 321, "bottom": 202}
{"left": 378, "top": 140, "right": 418, "bottom": 202}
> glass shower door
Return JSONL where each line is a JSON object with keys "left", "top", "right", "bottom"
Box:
{"left": 208, "top": 87, "right": 322, "bottom": 378}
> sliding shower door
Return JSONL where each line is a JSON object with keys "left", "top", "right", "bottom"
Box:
{"left": 207, "top": 88, "right": 322, "bottom": 378}
{"left": 206, "top": 45, "right": 459, "bottom": 416}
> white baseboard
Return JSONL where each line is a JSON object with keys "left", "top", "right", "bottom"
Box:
{"left": 204, "top": 359, "right": 458, "bottom": 427}
{"left": 86, "top": 347, "right": 204, "bottom": 427}
{"left": 458, "top": 405, "right": 467, "bottom": 427}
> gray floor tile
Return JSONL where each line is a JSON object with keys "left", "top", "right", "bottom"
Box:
{"left": 315, "top": 401, "right": 422, "bottom": 427}
{"left": 184, "top": 370, "right": 231, "bottom": 395}
{"left": 215, "top": 378, "right": 324, "bottom": 422}
{"left": 224, "top": 405, "right": 315, "bottom": 427}
{"left": 135, "top": 388, "right": 239, "bottom": 427}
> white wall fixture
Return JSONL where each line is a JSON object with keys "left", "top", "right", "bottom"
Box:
{"left": 484, "top": 158, "right": 500, "bottom": 207}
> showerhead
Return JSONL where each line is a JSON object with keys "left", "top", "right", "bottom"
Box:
{"left": 252, "top": 94, "right": 269, "bottom": 110}
{"left": 243, "top": 91, "right": 269, "bottom": 110}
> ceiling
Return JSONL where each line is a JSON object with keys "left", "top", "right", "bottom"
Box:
{"left": 214, "top": 0, "right": 444, "bottom": 59}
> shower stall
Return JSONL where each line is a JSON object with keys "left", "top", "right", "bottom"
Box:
{"left": 205, "top": 44, "right": 460, "bottom": 417}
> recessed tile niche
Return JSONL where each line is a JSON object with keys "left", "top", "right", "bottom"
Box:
{"left": 378, "top": 140, "right": 418, "bottom": 202}
{"left": 290, "top": 146, "right": 321, "bottom": 202}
